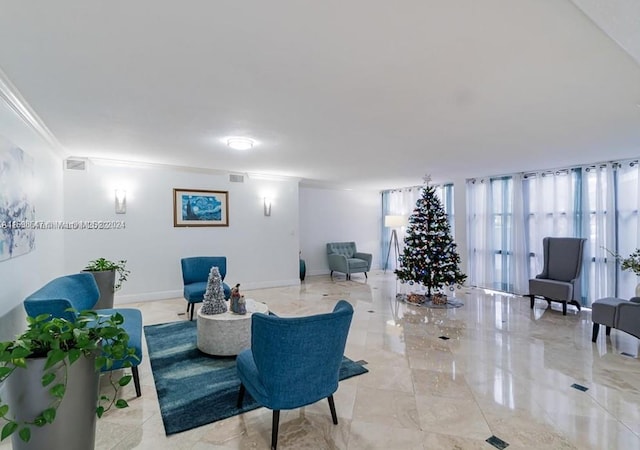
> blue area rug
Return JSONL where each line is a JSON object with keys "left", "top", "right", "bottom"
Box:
{"left": 144, "top": 320, "right": 368, "bottom": 435}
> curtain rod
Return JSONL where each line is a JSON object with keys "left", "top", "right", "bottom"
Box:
{"left": 468, "top": 157, "right": 639, "bottom": 183}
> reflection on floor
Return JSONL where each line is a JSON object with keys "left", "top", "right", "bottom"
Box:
{"left": 3, "top": 271, "right": 639, "bottom": 449}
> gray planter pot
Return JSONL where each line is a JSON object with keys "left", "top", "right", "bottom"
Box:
{"left": 5, "top": 355, "right": 100, "bottom": 450}
{"left": 84, "top": 270, "right": 116, "bottom": 309}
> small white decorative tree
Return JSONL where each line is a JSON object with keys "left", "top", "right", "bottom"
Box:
{"left": 200, "top": 266, "right": 227, "bottom": 314}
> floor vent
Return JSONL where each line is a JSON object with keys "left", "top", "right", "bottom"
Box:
{"left": 229, "top": 174, "right": 244, "bottom": 183}
{"left": 64, "top": 158, "right": 87, "bottom": 171}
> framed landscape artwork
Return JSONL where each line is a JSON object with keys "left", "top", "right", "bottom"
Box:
{"left": 173, "top": 189, "right": 229, "bottom": 227}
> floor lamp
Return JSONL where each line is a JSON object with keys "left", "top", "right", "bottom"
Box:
{"left": 384, "top": 215, "right": 406, "bottom": 272}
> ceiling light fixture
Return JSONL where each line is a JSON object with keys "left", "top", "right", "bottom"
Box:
{"left": 226, "top": 137, "right": 254, "bottom": 150}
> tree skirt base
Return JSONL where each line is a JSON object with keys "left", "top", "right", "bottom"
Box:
{"left": 396, "top": 293, "right": 464, "bottom": 309}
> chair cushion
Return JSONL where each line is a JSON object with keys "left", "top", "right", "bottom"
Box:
{"left": 236, "top": 349, "right": 270, "bottom": 406}
{"left": 529, "top": 278, "right": 572, "bottom": 301}
{"left": 95, "top": 308, "right": 143, "bottom": 370}
{"left": 347, "top": 258, "right": 369, "bottom": 270}
{"left": 592, "top": 297, "right": 626, "bottom": 328}
{"left": 183, "top": 281, "right": 231, "bottom": 302}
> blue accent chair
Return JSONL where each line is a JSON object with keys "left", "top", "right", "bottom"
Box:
{"left": 326, "top": 242, "right": 372, "bottom": 280}
{"left": 236, "top": 300, "right": 354, "bottom": 450}
{"left": 23, "top": 272, "right": 143, "bottom": 397}
{"left": 181, "top": 256, "right": 231, "bottom": 321}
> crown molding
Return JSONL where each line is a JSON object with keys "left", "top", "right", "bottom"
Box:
{"left": 0, "top": 67, "right": 66, "bottom": 157}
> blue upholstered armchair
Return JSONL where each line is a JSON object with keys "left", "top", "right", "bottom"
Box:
{"left": 23, "top": 273, "right": 143, "bottom": 397}
{"left": 326, "top": 242, "right": 372, "bottom": 280}
{"left": 181, "top": 256, "right": 231, "bottom": 320}
{"left": 528, "top": 237, "right": 586, "bottom": 315}
{"left": 236, "top": 300, "right": 354, "bottom": 450}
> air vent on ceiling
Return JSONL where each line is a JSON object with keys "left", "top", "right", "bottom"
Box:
{"left": 229, "top": 174, "right": 244, "bottom": 183}
{"left": 64, "top": 158, "right": 87, "bottom": 171}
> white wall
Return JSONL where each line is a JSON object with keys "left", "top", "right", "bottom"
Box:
{"left": 63, "top": 162, "right": 300, "bottom": 303}
{"left": 0, "top": 99, "right": 65, "bottom": 341}
{"left": 299, "top": 187, "right": 381, "bottom": 276}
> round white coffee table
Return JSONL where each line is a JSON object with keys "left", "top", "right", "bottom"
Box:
{"left": 196, "top": 299, "right": 269, "bottom": 356}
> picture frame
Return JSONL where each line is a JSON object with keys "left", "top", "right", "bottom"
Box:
{"left": 173, "top": 189, "right": 229, "bottom": 227}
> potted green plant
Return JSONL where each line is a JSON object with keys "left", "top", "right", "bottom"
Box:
{"left": 0, "top": 310, "right": 135, "bottom": 449}
{"left": 83, "top": 258, "right": 131, "bottom": 309}
{"left": 604, "top": 247, "right": 640, "bottom": 296}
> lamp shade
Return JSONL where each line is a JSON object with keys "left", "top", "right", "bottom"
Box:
{"left": 384, "top": 215, "right": 407, "bottom": 228}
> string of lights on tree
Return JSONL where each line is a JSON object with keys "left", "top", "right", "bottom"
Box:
{"left": 395, "top": 175, "right": 467, "bottom": 296}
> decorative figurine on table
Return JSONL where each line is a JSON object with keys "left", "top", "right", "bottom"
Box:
{"left": 200, "top": 267, "right": 227, "bottom": 315}
{"left": 230, "top": 283, "right": 247, "bottom": 315}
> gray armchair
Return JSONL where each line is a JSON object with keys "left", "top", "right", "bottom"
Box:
{"left": 326, "top": 242, "right": 372, "bottom": 280}
{"left": 528, "top": 236, "right": 586, "bottom": 315}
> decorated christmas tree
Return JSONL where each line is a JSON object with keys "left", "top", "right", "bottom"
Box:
{"left": 395, "top": 177, "right": 466, "bottom": 296}
{"left": 200, "top": 266, "right": 228, "bottom": 315}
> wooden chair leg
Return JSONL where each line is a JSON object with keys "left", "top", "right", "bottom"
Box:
{"left": 364, "top": 272, "right": 368, "bottom": 279}
{"left": 327, "top": 395, "right": 338, "bottom": 425}
{"left": 237, "top": 383, "right": 245, "bottom": 408}
{"left": 592, "top": 323, "right": 599, "bottom": 342}
{"left": 606, "top": 326, "right": 612, "bottom": 336}
{"left": 132, "top": 365, "right": 141, "bottom": 397}
{"left": 190, "top": 304, "right": 195, "bottom": 321}
{"left": 562, "top": 302, "right": 567, "bottom": 316}
{"left": 271, "top": 410, "right": 280, "bottom": 450}
{"left": 530, "top": 295, "right": 535, "bottom": 309}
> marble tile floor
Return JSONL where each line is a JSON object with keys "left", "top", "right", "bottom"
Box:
{"left": 3, "top": 271, "right": 640, "bottom": 449}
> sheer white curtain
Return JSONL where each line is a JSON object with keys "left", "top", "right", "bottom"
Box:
{"left": 581, "top": 164, "right": 616, "bottom": 303}
{"left": 467, "top": 176, "right": 529, "bottom": 294}
{"left": 466, "top": 160, "right": 640, "bottom": 303}
{"left": 382, "top": 187, "right": 421, "bottom": 270}
{"left": 615, "top": 162, "right": 640, "bottom": 298}
{"left": 467, "top": 178, "right": 493, "bottom": 289}
{"left": 525, "top": 170, "right": 578, "bottom": 279}
{"left": 509, "top": 174, "right": 529, "bottom": 295}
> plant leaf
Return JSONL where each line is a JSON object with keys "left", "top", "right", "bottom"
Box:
{"left": 33, "top": 416, "right": 46, "bottom": 427}
{"left": 18, "top": 427, "right": 30, "bottom": 443}
{"left": 67, "top": 348, "right": 81, "bottom": 364}
{"left": 1, "top": 421, "right": 18, "bottom": 441}
{"left": 44, "top": 349, "right": 66, "bottom": 370}
{"left": 50, "top": 383, "right": 66, "bottom": 398}
{"left": 41, "top": 372, "right": 56, "bottom": 387}
{"left": 0, "top": 366, "right": 12, "bottom": 379}
{"left": 118, "top": 375, "right": 132, "bottom": 386}
{"left": 42, "top": 408, "right": 56, "bottom": 424}
{"left": 96, "top": 406, "right": 104, "bottom": 418}
{"left": 0, "top": 405, "right": 8, "bottom": 418}
{"left": 115, "top": 399, "right": 129, "bottom": 409}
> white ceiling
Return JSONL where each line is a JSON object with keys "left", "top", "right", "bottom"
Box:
{"left": 0, "top": 0, "right": 639, "bottom": 190}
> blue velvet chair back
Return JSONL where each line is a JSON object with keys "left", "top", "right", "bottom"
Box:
{"left": 181, "top": 256, "right": 227, "bottom": 284}
{"left": 249, "top": 300, "right": 353, "bottom": 410}
{"left": 24, "top": 272, "right": 99, "bottom": 321}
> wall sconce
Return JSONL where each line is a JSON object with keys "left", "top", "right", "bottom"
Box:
{"left": 115, "top": 189, "right": 127, "bottom": 214}
{"left": 263, "top": 197, "right": 272, "bottom": 216}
